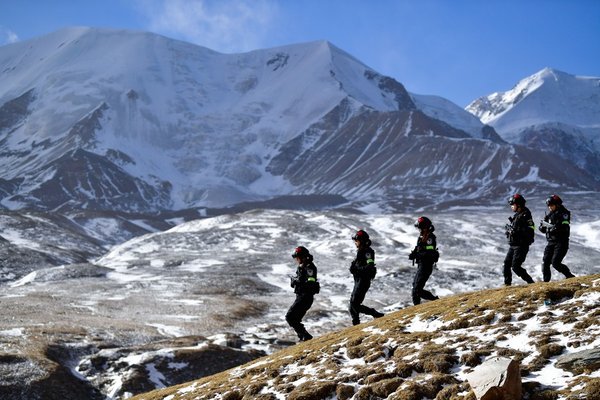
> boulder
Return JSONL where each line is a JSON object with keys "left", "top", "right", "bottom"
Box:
{"left": 466, "top": 356, "right": 522, "bottom": 400}
{"left": 556, "top": 348, "right": 600, "bottom": 374}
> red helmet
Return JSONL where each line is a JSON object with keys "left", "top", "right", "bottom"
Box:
{"left": 291, "top": 246, "right": 310, "bottom": 259}
{"left": 508, "top": 193, "right": 526, "bottom": 207}
{"left": 414, "top": 216, "right": 432, "bottom": 230}
{"left": 546, "top": 194, "right": 562, "bottom": 206}
{"left": 351, "top": 229, "right": 370, "bottom": 242}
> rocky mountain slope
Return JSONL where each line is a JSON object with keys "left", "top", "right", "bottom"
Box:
{"left": 132, "top": 274, "right": 600, "bottom": 400}
{"left": 466, "top": 68, "right": 600, "bottom": 177}
{"left": 1, "top": 29, "right": 598, "bottom": 213}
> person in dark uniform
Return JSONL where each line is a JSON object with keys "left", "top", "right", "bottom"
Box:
{"left": 286, "top": 246, "right": 319, "bottom": 342}
{"left": 409, "top": 216, "right": 440, "bottom": 305}
{"left": 539, "top": 194, "right": 575, "bottom": 282}
{"left": 349, "top": 230, "right": 384, "bottom": 325}
{"left": 503, "top": 193, "right": 535, "bottom": 286}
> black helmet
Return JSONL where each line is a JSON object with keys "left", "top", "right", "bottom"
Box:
{"left": 414, "top": 216, "right": 432, "bottom": 230}
{"left": 291, "top": 246, "right": 310, "bottom": 259}
{"left": 546, "top": 194, "right": 563, "bottom": 206}
{"left": 508, "top": 193, "right": 526, "bottom": 207}
{"left": 352, "top": 229, "right": 370, "bottom": 243}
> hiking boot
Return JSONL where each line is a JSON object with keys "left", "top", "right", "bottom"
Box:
{"left": 373, "top": 311, "right": 385, "bottom": 318}
{"left": 299, "top": 334, "right": 313, "bottom": 342}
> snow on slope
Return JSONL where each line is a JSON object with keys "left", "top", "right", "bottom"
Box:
{"left": 3, "top": 202, "right": 600, "bottom": 398}
{"left": 94, "top": 204, "right": 600, "bottom": 341}
{"left": 132, "top": 276, "right": 600, "bottom": 400}
{"left": 412, "top": 93, "right": 492, "bottom": 139}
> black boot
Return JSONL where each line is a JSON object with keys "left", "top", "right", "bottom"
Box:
{"left": 300, "top": 333, "right": 313, "bottom": 342}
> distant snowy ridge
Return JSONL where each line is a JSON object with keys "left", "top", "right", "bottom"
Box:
{"left": 466, "top": 68, "right": 600, "bottom": 134}
{"left": 412, "top": 93, "right": 501, "bottom": 141}
{"left": 466, "top": 68, "right": 600, "bottom": 177}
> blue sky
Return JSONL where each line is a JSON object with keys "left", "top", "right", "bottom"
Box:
{"left": 1, "top": 0, "right": 599, "bottom": 106}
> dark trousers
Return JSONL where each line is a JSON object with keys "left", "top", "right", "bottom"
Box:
{"left": 349, "top": 277, "right": 379, "bottom": 324}
{"left": 503, "top": 245, "right": 534, "bottom": 285}
{"left": 542, "top": 241, "right": 573, "bottom": 282}
{"left": 412, "top": 262, "right": 438, "bottom": 305}
{"left": 286, "top": 293, "right": 313, "bottom": 340}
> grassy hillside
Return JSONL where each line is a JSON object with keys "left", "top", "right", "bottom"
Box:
{"left": 132, "top": 274, "right": 600, "bottom": 400}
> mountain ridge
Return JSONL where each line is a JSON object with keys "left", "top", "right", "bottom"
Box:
{"left": 1, "top": 28, "right": 599, "bottom": 213}
{"left": 466, "top": 67, "right": 600, "bottom": 133}
{"left": 466, "top": 67, "right": 600, "bottom": 180}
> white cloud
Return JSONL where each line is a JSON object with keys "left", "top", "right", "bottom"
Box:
{"left": 137, "top": 0, "right": 279, "bottom": 53}
{"left": 0, "top": 27, "right": 19, "bottom": 45}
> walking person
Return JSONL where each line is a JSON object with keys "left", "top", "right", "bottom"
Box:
{"left": 409, "top": 216, "right": 440, "bottom": 305}
{"left": 286, "top": 246, "right": 319, "bottom": 342}
{"left": 349, "top": 230, "right": 384, "bottom": 325}
{"left": 540, "top": 194, "right": 575, "bottom": 282}
{"left": 503, "top": 194, "right": 535, "bottom": 286}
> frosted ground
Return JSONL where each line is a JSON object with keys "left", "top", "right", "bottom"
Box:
{"left": 5, "top": 195, "right": 599, "bottom": 342}
{"left": 134, "top": 276, "right": 600, "bottom": 400}
{"left": 0, "top": 195, "right": 599, "bottom": 398}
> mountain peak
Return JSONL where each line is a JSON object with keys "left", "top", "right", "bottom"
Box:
{"left": 466, "top": 67, "right": 600, "bottom": 132}
{"left": 0, "top": 28, "right": 420, "bottom": 211}
{"left": 536, "top": 66, "right": 569, "bottom": 80}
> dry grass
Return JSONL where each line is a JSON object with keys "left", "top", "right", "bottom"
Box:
{"left": 131, "top": 274, "right": 600, "bottom": 400}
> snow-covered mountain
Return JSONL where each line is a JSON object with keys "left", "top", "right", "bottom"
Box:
{"left": 466, "top": 68, "right": 600, "bottom": 176}
{"left": 1, "top": 29, "right": 598, "bottom": 213}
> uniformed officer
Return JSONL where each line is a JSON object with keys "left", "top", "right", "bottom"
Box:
{"left": 409, "top": 216, "right": 440, "bottom": 305}
{"left": 349, "top": 230, "right": 384, "bottom": 325}
{"left": 539, "top": 195, "right": 575, "bottom": 282}
{"left": 286, "top": 246, "right": 319, "bottom": 341}
{"left": 503, "top": 194, "right": 535, "bottom": 285}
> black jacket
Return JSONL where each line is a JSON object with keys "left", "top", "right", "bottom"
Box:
{"left": 410, "top": 231, "right": 439, "bottom": 264}
{"left": 506, "top": 207, "right": 535, "bottom": 246}
{"left": 350, "top": 246, "right": 376, "bottom": 280}
{"left": 291, "top": 261, "right": 319, "bottom": 295}
{"left": 540, "top": 205, "right": 570, "bottom": 243}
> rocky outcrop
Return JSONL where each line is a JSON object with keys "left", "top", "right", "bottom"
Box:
{"left": 466, "top": 356, "right": 522, "bottom": 400}
{"left": 556, "top": 348, "right": 600, "bottom": 374}
{"left": 0, "top": 88, "right": 36, "bottom": 134}
{"left": 77, "top": 335, "right": 266, "bottom": 399}
{"left": 19, "top": 148, "right": 173, "bottom": 212}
